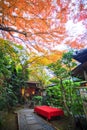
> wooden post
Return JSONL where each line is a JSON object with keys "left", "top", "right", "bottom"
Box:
{"left": 83, "top": 101, "right": 87, "bottom": 121}
{"left": 84, "top": 71, "right": 87, "bottom": 81}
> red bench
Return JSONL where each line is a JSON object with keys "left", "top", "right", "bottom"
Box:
{"left": 34, "top": 105, "right": 64, "bottom": 120}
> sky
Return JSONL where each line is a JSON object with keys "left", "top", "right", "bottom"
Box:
{"left": 51, "top": 0, "right": 87, "bottom": 50}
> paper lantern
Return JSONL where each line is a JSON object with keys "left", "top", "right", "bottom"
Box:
{"left": 21, "top": 88, "right": 25, "bottom": 96}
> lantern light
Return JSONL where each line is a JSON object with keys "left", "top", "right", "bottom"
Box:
{"left": 21, "top": 87, "right": 25, "bottom": 96}
{"left": 32, "top": 91, "right": 35, "bottom": 95}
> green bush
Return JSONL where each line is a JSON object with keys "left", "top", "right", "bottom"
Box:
{"left": 45, "top": 82, "right": 84, "bottom": 116}
{"left": 32, "top": 96, "right": 42, "bottom": 106}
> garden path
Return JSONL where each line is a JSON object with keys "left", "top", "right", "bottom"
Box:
{"left": 16, "top": 108, "right": 57, "bottom": 130}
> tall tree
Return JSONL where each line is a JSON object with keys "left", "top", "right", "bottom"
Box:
{"left": 48, "top": 51, "right": 77, "bottom": 115}
{"left": 29, "top": 65, "right": 50, "bottom": 88}
{"left": 0, "top": 39, "right": 30, "bottom": 110}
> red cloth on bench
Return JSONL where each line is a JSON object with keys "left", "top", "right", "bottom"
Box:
{"left": 34, "top": 105, "right": 64, "bottom": 120}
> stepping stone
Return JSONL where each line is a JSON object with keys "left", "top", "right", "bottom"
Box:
{"left": 27, "top": 119, "right": 38, "bottom": 125}
{"left": 28, "top": 124, "right": 45, "bottom": 130}
{"left": 25, "top": 115, "right": 35, "bottom": 120}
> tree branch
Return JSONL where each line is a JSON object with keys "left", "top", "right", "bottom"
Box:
{"left": 0, "top": 24, "right": 27, "bottom": 36}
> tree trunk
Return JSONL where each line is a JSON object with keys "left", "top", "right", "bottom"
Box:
{"left": 60, "top": 79, "right": 71, "bottom": 116}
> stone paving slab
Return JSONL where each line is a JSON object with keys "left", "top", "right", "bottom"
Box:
{"left": 16, "top": 108, "right": 56, "bottom": 130}
{"left": 27, "top": 119, "right": 38, "bottom": 124}
{"left": 28, "top": 124, "right": 44, "bottom": 130}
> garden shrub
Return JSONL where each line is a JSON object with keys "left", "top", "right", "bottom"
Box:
{"left": 32, "top": 96, "right": 42, "bottom": 106}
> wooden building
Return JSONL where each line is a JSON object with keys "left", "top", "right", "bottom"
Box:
{"left": 24, "top": 81, "right": 42, "bottom": 98}
{"left": 72, "top": 48, "right": 87, "bottom": 120}
{"left": 72, "top": 48, "right": 87, "bottom": 80}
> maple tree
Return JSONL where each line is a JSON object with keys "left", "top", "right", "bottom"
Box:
{"left": 47, "top": 51, "right": 83, "bottom": 116}
{"left": 0, "top": 0, "right": 87, "bottom": 52}
{"left": 29, "top": 65, "right": 50, "bottom": 88}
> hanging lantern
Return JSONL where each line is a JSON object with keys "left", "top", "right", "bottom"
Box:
{"left": 32, "top": 91, "right": 35, "bottom": 95}
{"left": 21, "top": 87, "right": 25, "bottom": 96}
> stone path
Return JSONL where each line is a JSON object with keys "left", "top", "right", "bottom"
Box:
{"left": 16, "top": 108, "right": 56, "bottom": 130}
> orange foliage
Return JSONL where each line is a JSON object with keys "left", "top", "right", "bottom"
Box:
{"left": 70, "top": 41, "right": 85, "bottom": 49}
{"left": 47, "top": 50, "right": 64, "bottom": 63}
{"left": 0, "top": 0, "right": 86, "bottom": 54}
